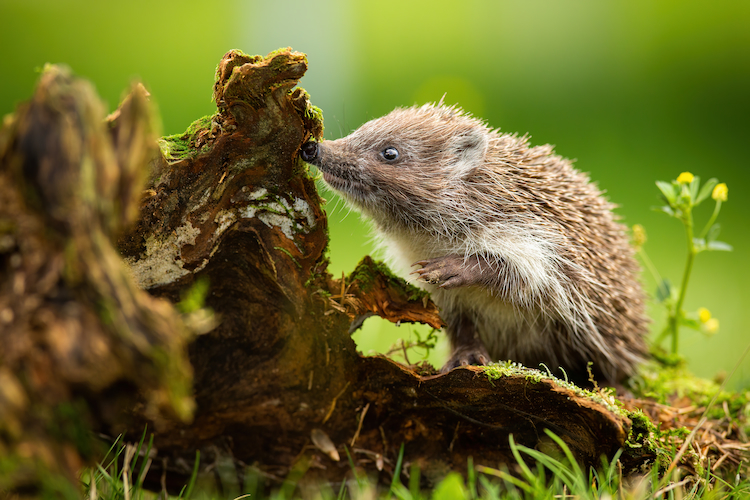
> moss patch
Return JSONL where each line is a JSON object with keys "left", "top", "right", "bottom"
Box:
{"left": 632, "top": 360, "right": 749, "bottom": 422}
{"left": 349, "top": 258, "right": 429, "bottom": 304}
{"left": 158, "top": 114, "right": 216, "bottom": 163}
{"left": 290, "top": 86, "right": 324, "bottom": 141}
{"left": 483, "top": 361, "right": 626, "bottom": 416}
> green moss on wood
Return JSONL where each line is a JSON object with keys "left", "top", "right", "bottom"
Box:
{"left": 290, "top": 86, "right": 324, "bottom": 140}
{"left": 483, "top": 361, "right": 626, "bottom": 416}
{"left": 214, "top": 49, "right": 261, "bottom": 84}
{"left": 274, "top": 246, "right": 302, "bottom": 269}
{"left": 623, "top": 408, "right": 659, "bottom": 459}
{"left": 293, "top": 87, "right": 324, "bottom": 132}
{"left": 158, "top": 114, "right": 216, "bottom": 163}
{"left": 176, "top": 277, "right": 211, "bottom": 315}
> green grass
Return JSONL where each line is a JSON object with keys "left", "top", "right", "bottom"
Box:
{"left": 81, "top": 426, "right": 750, "bottom": 500}
{"left": 82, "top": 428, "right": 200, "bottom": 500}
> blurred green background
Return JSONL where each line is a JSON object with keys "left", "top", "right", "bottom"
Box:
{"left": 2, "top": 1, "right": 748, "bottom": 387}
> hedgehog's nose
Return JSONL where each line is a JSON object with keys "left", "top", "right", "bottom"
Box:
{"left": 299, "top": 141, "right": 318, "bottom": 163}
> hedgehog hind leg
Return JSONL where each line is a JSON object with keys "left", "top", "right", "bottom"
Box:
{"left": 440, "top": 312, "right": 492, "bottom": 373}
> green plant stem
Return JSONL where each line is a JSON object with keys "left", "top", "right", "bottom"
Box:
{"left": 699, "top": 199, "right": 722, "bottom": 239}
{"left": 637, "top": 247, "right": 662, "bottom": 286}
{"left": 671, "top": 209, "right": 696, "bottom": 354}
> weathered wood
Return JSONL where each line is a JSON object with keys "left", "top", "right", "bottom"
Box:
{"left": 0, "top": 65, "right": 193, "bottom": 494}
{"left": 330, "top": 256, "right": 444, "bottom": 333}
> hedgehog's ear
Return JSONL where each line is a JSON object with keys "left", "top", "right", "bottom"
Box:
{"left": 451, "top": 127, "right": 488, "bottom": 178}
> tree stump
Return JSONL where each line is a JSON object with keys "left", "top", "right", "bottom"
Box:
{"left": 0, "top": 65, "right": 192, "bottom": 495}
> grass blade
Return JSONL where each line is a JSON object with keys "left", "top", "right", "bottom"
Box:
{"left": 389, "top": 442, "right": 406, "bottom": 495}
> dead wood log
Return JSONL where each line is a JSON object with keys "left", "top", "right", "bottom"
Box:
{"left": 0, "top": 65, "right": 193, "bottom": 494}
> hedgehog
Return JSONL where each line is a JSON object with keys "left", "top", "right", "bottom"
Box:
{"left": 299, "top": 102, "right": 648, "bottom": 387}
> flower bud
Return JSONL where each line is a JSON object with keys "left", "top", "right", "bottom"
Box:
{"left": 712, "top": 183, "right": 728, "bottom": 202}
{"left": 676, "top": 172, "right": 694, "bottom": 184}
{"left": 698, "top": 307, "right": 711, "bottom": 323}
{"left": 632, "top": 224, "right": 646, "bottom": 249}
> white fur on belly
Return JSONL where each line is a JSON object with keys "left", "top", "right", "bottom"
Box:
{"left": 374, "top": 225, "right": 558, "bottom": 357}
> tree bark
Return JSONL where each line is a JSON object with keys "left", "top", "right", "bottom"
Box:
{"left": 0, "top": 65, "right": 193, "bottom": 494}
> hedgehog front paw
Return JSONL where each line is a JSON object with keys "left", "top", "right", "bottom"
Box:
{"left": 411, "top": 254, "right": 471, "bottom": 288}
{"left": 440, "top": 344, "right": 492, "bottom": 373}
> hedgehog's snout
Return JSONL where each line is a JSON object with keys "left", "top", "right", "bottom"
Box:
{"left": 300, "top": 141, "right": 319, "bottom": 163}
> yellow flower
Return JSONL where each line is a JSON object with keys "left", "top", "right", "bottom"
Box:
{"left": 712, "top": 183, "right": 728, "bottom": 202}
{"left": 698, "top": 307, "right": 711, "bottom": 323}
{"left": 632, "top": 224, "right": 646, "bottom": 249}
{"left": 676, "top": 172, "right": 694, "bottom": 184}
{"left": 703, "top": 318, "right": 719, "bottom": 335}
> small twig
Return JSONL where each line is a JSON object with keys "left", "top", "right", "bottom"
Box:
{"left": 89, "top": 469, "right": 96, "bottom": 500}
{"left": 350, "top": 402, "right": 370, "bottom": 447}
{"left": 712, "top": 452, "right": 730, "bottom": 471}
{"left": 667, "top": 339, "right": 750, "bottom": 474}
{"left": 341, "top": 272, "right": 346, "bottom": 305}
{"left": 448, "top": 421, "right": 460, "bottom": 453}
{"left": 123, "top": 444, "right": 134, "bottom": 500}
{"left": 676, "top": 405, "right": 697, "bottom": 414}
{"left": 322, "top": 381, "right": 350, "bottom": 424}
{"left": 653, "top": 477, "right": 693, "bottom": 498}
{"left": 667, "top": 416, "right": 708, "bottom": 475}
{"left": 401, "top": 340, "right": 411, "bottom": 365}
{"left": 137, "top": 454, "right": 153, "bottom": 492}
{"left": 160, "top": 457, "right": 168, "bottom": 500}
{"left": 699, "top": 428, "right": 710, "bottom": 443}
{"left": 719, "top": 443, "right": 750, "bottom": 450}
{"left": 379, "top": 425, "right": 389, "bottom": 455}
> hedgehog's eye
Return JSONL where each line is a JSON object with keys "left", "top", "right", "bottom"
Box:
{"left": 381, "top": 147, "right": 399, "bottom": 161}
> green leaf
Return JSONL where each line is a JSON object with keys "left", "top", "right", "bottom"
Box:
{"left": 515, "top": 445, "right": 579, "bottom": 489}
{"left": 509, "top": 434, "right": 539, "bottom": 487}
{"left": 543, "top": 429, "right": 585, "bottom": 485}
{"left": 179, "top": 450, "right": 200, "bottom": 499}
{"left": 389, "top": 443, "right": 405, "bottom": 495}
{"left": 680, "top": 317, "right": 702, "bottom": 331}
{"left": 653, "top": 205, "right": 675, "bottom": 217}
{"left": 707, "top": 223, "right": 721, "bottom": 242}
{"left": 707, "top": 240, "right": 733, "bottom": 252}
{"left": 656, "top": 181, "right": 677, "bottom": 206}
{"left": 432, "top": 473, "right": 468, "bottom": 500}
{"left": 689, "top": 175, "right": 700, "bottom": 203}
{"left": 677, "top": 183, "right": 692, "bottom": 209}
{"left": 696, "top": 177, "right": 719, "bottom": 205}
{"left": 693, "top": 237, "right": 707, "bottom": 253}
{"left": 656, "top": 279, "right": 671, "bottom": 303}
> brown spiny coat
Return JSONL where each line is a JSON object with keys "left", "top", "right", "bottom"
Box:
{"left": 303, "top": 103, "right": 648, "bottom": 386}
